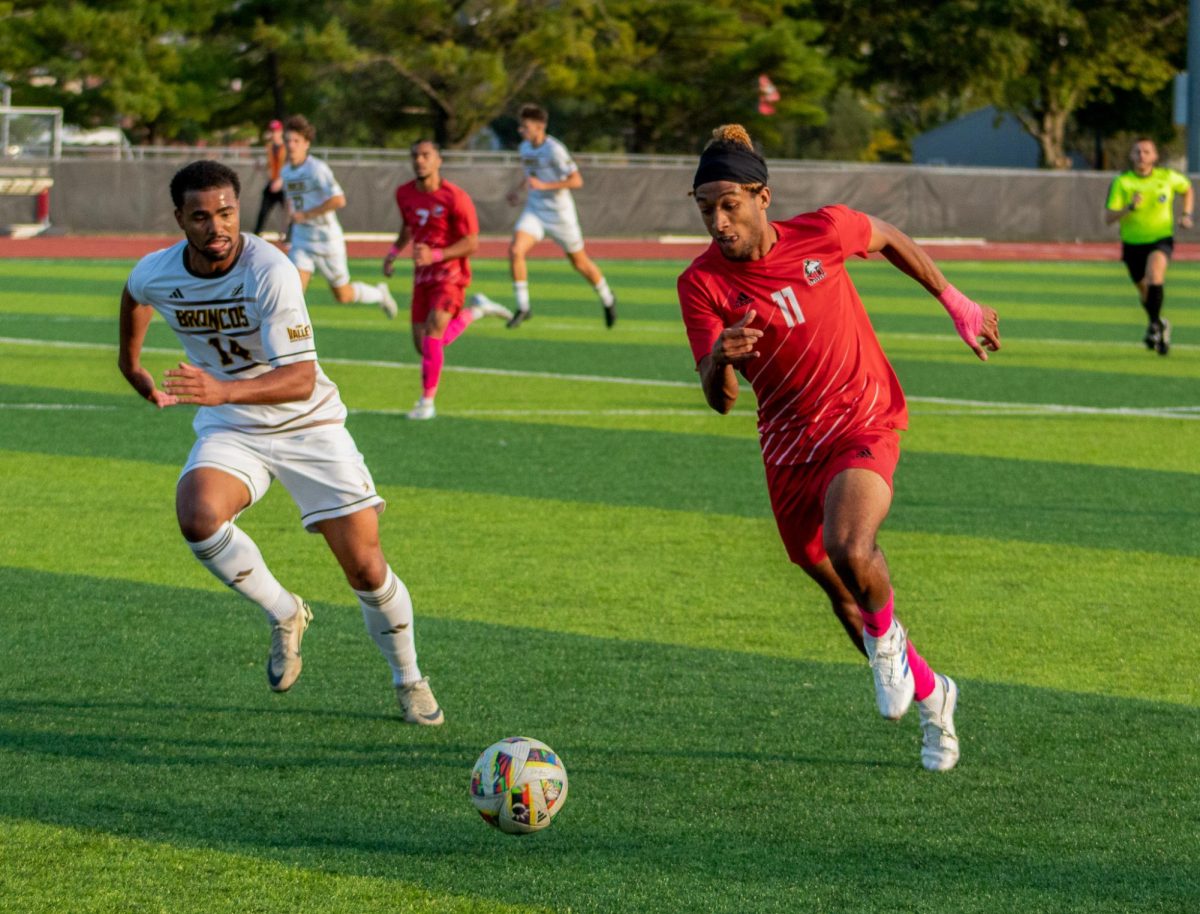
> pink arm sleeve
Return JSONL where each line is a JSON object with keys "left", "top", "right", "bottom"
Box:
{"left": 937, "top": 284, "right": 984, "bottom": 348}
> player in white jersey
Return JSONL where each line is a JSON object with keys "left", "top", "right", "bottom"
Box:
{"left": 493, "top": 103, "right": 616, "bottom": 329}
{"left": 116, "top": 160, "right": 443, "bottom": 725}
{"left": 281, "top": 114, "right": 397, "bottom": 319}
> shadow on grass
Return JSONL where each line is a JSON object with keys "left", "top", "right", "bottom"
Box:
{"left": 1, "top": 567, "right": 1197, "bottom": 913}
{"left": 3, "top": 402, "right": 1198, "bottom": 557}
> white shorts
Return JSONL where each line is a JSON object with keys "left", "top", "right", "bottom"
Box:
{"left": 515, "top": 208, "right": 585, "bottom": 254}
{"left": 181, "top": 426, "right": 385, "bottom": 532}
{"left": 289, "top": 245, "right": 351, "bottom": 288}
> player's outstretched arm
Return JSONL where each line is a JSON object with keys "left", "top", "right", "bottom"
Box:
{"left": 415, "top": 231, "right": 479, "bottom": 268}
{"left": 117, "top": 286, "right": 177, "bottom": 408}
{"left": 866, "top": 216, "right": 1000, "bottom": 361}
{"left": 505, "top": 170, "right": 528, "bottom": 206}
{"left": 528, "top": 172, "right": 583, "bottom": 192}
{"left": 384, "top": 225, "right": 411, "bottom": 276}
{"left": 294, "top": 193, "right": 346, "bottom": 224}
{"left": 163, "top": 360, "right": 316, "bottom": 406}
{"left": 1105, "top": 191, "right": 1141, "bottom": 225}
{"left": 699, "top": 309, "right": 761, "bottom": 413}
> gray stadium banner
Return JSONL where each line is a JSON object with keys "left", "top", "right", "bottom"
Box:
{"left": 21, "top": 157, "right": 1176, "bottom": 243}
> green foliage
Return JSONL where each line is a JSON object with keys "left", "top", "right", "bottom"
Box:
{"left": 327, "top": 0, "right": 607, "bottom": 148}
{"left": 0, "top": 0, "right": 1190, "bottom": 159}
{"left": 0, "top": 1, "right": 222, "bottom": 137}
{"left": 816, "top": 0, "right": 1185, "bottom": 168}
{"left": 562, "top": 0, "right": 834, "bottom": 153}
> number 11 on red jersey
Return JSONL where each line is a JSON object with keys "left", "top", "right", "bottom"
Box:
{"left": 771, "top": 286, "right": 805, "bottom": 327}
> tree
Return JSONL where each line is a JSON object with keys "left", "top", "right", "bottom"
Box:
{"left": 566, "top": 0, "right": 834, "bottom": 154}
{"left": 326, "top": 0, "right": 608, "bottom": 148}
{"left": 0, "top": 1, "right": 230, "bottom": 142}
{"left": 816, "top": 0, "right": 1185, "bottom": 168}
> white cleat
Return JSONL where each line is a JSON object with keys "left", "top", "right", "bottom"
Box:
{"left": 406, "top": 398, "right": 436, "bottom": 421}
{"left": 863, "top": 620, "right": 915, "bottom": 720}
{"left": 267, "top": 595, "right": 312, "bottom": 692}
{"left": 377, "top": 282, "right": 398, "bottom": 320}
{"left": 395, "top": 676, "right": 445, "bottom": 726}
{"left": 919, "top": 674, "right": 960, "bottom": 772}
{"left": 469, "top": 292, "right": 514, "bottom": 322}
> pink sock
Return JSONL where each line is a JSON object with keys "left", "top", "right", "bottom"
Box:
{"left": 442, "top": 309, "right": 475, "bottom": 345}
{"left": 859, "top": 591, "right": 895, "bottom": 638}
{"left": 421, "top": 336, "right": 444, "bottom": 399}
{"left": 907, "top": 639, "right": 937, "bottom": 701}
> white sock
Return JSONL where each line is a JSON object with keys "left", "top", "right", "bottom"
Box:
{"left": 594, "top": 277, "right": 614, "bottom": 307}
{"left": 919, "top": 674, "right": 946, "bottom": 710}
{"left": 352, "top": 281, "right": 383, "bottom": 304}
{"left": 187, "top": 522, "right": 297, "bottom": 623}
{"left": 355, "top": 567, "right": 421, "bottom": 686}
{"left": 514, "top": 280, "right": 530, "bottom": 312}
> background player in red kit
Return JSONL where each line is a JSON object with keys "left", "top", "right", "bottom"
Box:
{"left": 384, "top": 139, "right": 511, "bottom": 420}
{"left": 678, "top": 125, "right": 1000, "bottom": 772}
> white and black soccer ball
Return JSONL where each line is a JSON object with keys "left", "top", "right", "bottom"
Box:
{"left": 469, "top": 736, "right": 568, "bottom": 834}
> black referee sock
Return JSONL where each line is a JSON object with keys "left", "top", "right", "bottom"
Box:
{"left": 1144, "top": 284, "right": 1164, "bottom": 325}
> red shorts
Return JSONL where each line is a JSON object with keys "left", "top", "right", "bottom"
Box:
{"left": 411, "top": 282, "right": 466, "bottom": 325}
{"left": 764, "top": 429, "right": 900, "bottom": 569}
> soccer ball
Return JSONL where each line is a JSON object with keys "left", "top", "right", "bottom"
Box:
{"left": 469, "top": 736, "right": 568, "bottom": 834}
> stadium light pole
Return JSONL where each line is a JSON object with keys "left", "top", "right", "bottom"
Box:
{"left": 1190, "top": 0, "right": 1200, "bottom": 172}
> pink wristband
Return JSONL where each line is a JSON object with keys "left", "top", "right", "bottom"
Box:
{"left": 430, "top": 248, "right": 444, "bottom": 263}
{"left": 388, "top": 244, "right": 402, "bottom": 258}
{"left": 936, "top": 284, "right": 983, "bottom": 348}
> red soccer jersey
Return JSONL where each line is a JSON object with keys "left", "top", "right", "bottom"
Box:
{"left": 677, "top": 204, "right": 907, "bottom": 466}
{"left": 393, "top": 179, "right": 478, "bottom": 287}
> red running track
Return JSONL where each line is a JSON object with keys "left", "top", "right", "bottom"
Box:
{"left": 3, "top": 233, "right": 1200, "bottom": 262}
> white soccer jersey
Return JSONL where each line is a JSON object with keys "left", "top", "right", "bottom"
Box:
{"left": 280, "top": 154, "right": 346, "bottom": 254}
{"left": 126, "top": 233, "right": 347, "bottom": 437}
{"left": 518, "top": 134, "right": 580, "bottom": 222}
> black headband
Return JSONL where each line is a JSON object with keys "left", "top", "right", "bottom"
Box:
{"left": 692, "top": 144, "right": 769, "bottom": 190}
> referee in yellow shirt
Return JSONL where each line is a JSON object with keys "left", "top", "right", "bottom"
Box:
{"left": 1105, "top": 138, "right": 1193, "bottom": 355}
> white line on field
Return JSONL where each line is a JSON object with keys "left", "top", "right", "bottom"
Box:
{"left": 351, "top": 407, "right": 754, "bottom": 418}
{"left": 0, "top": 335, "right": 694, "bottom": 388}
{"left": 0, "top": 403, "right": 118, "bottom": 411}
{"left": 1, "top": 335, "right": 1198, "bottom": 420}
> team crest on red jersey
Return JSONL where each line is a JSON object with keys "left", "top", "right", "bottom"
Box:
{"left": 803, "top": 258, "right": 826, "bottom": 286}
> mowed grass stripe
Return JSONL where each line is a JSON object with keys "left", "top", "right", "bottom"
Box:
{"left": 4, "top": 255, "right": 1199, "bottom": 327}
{"left": 2, "top": 570, "right": 1197, "bottom": 914}
{"left": 2, "top": 381, "right": 1197, "bottom": 557}
{"left": 1, "top": 440, "right": 1195, "bottom": 704}
{"left": 0, "top": 818, "right": 544, "bottom": 914}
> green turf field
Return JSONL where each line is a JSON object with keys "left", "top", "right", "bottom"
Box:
{"left": 1, "top": 254, "right": 1198, "bottom": 913}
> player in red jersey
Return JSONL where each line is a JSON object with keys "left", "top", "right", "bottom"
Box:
{"left": 384, "top": 139, "right": 512, "bottom": 420}
{"left": 678, "top": 125, "right": 1001, "bottom": 771}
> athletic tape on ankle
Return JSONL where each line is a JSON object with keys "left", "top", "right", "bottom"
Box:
{"left": 936, "top": 284, "right": 983, "bottom": 347}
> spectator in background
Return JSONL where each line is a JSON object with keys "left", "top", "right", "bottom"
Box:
{"left": 253, "top": 119, "right": 289, "bottom": 240}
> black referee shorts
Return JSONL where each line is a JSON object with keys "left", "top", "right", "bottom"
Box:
{"left": 1121, "top": 237, "right": 1174, "bottom": 284}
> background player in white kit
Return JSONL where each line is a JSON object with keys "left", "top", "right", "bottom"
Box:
{"left": 116, "top": 160, "right": 443, "bottom": 725}
{"left": 281, "top": 114, "right": 397, "bottom": 319}
{"left": 481, "top": 103, "right": 616, "bottom": 329}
